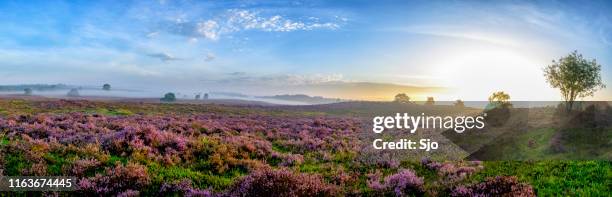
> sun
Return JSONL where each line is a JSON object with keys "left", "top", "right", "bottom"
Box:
{"left": 432, "top": 45, "right": 559, "bottom": 101}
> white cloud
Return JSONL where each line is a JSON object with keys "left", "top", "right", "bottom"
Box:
{"left": 196, "top": 20, "right": 220, "bottom": 41}
{"left": 224, "top": 9, "right": 339, "bottom": 32}
{"left": 146, "top": 31, "right": 160, "bottom": 38}
{"left": 164, "top": 9, "right": 342, "bottom": 41}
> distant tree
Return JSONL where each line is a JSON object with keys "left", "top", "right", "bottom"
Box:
{"left": 454, "top": 99, "right": 465, "bottom": 108}
{"left": 394, "top": 93, "right": 411, "bottom": 103}
{"left": 425, "top": 97, "right": 435, "bottom": 105}
{"left": 102, "top": 84, "right": 111, "bottom": 91}
{"left": 67, "top": 88, "right": 80, "bottom": 97}
{"left": 24, "top": 88, "right": 32, "bottom": 96}
{"left": 488, "top": 91, "right": 511, "bottom": 109}
{"left": 544, "top": 51, "right": 606, "bottom": 111}
{"left": 204, "top": 93, "right": 209, "bottom": 100}
{"left": 161, "top": 92, "right": 176, "bottom": 102}
{"left": 195, "top": 94, "right": 201, "bottom": 100}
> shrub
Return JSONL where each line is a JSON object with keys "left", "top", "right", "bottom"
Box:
{"left": 367, "top": 169, "right": 424, "bottom": 196}
{"left": 159, "top": 179, "right": 213, "bottom": 197}
{"left": 227, "top": 168, "right": 338, "bottom": 196}
{"left": 67, "top": 88, "right": 80, "bottom": 97}
{"left": 161, "top": 93, "right": 176, "bottom": 102}
{"left": 394, "top": 93, "right": 412, "bottom": 103}
{"left": 78, "top": 163, "right": 150, "bottom": 196}
{"left": 425, "top": 97, "right": 435, "bottom": 105}
{"left": 24, "top": 88, "right": 33, "bottom": 95}
{"left": 451, "top": 176, "right": 535, "bottom": 197}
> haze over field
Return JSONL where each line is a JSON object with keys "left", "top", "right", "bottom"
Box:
{"left": 1, "top": 0, "right": 611, "bottom": 101}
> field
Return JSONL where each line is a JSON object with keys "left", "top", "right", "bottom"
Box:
{"left": 0, "top": 98, "right": 610, "bottom": 196}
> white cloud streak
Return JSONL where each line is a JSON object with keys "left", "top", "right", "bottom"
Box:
{"left": 185, "top": 9, "right": 341, "bottom": 41}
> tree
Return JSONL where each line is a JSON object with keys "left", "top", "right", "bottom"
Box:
{"left": 488, "top": 91, "right": 511, "bottom": 109}
{"left": 544, "top": 51, "right": 605, "bottom": 111}
{"left": 489, "top": 91, "right": 510, "bottom": 103}
{"left": 161, "top": 92, "right": 176, "bottom": 102}
{"left": 425, "top": 97, "right": 435, "bottom": 105}
{"left": 454, "top": 99, "right": 465, "bottom": 108}
{"left": 24, "top": 88, "right": 32, "bottom": 96}
{"left": 394, "top": 93, "right": 411, "bottom": 103}
{"left": 67, "top": 88, "right": 80, "bottom": 97}
{"left": 203, "top": 93, "right": 209, "bottom": 99}
{"left": 102, "top": 84, "right": 111, "bottom": 91}
{"left": 195, "top": 94, "right": 201, "bottom": 100}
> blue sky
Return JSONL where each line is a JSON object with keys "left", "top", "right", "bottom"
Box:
{"left": 1, "top": 0, "right": 611, "bottom": 100}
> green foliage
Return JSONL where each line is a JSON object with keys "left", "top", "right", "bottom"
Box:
{"left": 4, "top": 153, "right": 30, "bottom": 176}
{"left": 102, "top": 84, "right": 111, "bottom": 91}
{"left": 94, "top": 108, "right": 134, "bottom": 116}
{"left": 486, "top": 91, "right": 512, "bottom": 110}
{"left": 488, "top": 91, "right": 510, "bottom": 104}
{"left": 544, "top": 51, "right": 606, "bottom": 110}
{"left": 161, "top": 92, "right": 177, "bottom": 102}
{"left": 147, "top": 163, "right": 236, "bottom": 191}
{"left": 470, "top": 161, "right": 611, "bottom": 196}
{"left": 0, "top": 98, "right": 608, "bottom": 196}
{"left": 43, "top": 152, "right": 69, "bottom": 175}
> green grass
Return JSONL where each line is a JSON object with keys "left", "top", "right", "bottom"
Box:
{"left": 147, "top": 163, "right": 239, "bottom": 191}
{"left": 468, "top": 160, "right": 612, "bottom": 196}
{"left": 4, "top": 153, "right": 30, "bottom": 176}
{"left": 43, "top": 152, "right": 70, "bottom": 175}
{"left": 89, "top": 108, "right": 134, "bottom": 116}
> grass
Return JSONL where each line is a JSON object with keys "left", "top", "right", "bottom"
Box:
{"left": 468, "top": 160, "right": 611, "bottom": 196}
{"left": 0, "top": 98, "right": 609, "bottom": 196}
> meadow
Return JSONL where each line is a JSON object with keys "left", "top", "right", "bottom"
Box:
{"left": 0, "top": 98, "right": 609, "bottom": 196}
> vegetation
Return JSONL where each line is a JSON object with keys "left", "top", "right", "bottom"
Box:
{"left": 454, "top": 99, "right": 465, "bottom": 108}
{"left": 0, "top": 98, "right": 607, "bottom": 196}
{"left": 425, "top": 97, "right": 435, "bottom": 105}
{"left": 161, "top": 92, "right": 176, "bottom": 102}
{"left": 394, "top": 93, "right": 412, "bottom": 103}
{"left": 102, "top": 84, "right": 111, "bottom": 91}
{"left": 67, "top": 88, "right": 80, "bottom": 97}
{"left": 487, "top": 91, "right": 511, "bottom": 110}
{"left": 23, "top": 88, "right": 32, "bottom": 96}
{"left": 544, "top": 51, "right": 606, "bottom": 111}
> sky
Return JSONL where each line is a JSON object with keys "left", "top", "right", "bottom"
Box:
{"left": 0, "top": 0, "right": 611, "bottom": 101}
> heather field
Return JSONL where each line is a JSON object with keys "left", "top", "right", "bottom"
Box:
{"left": 0, "top": 98, "right": 609, "bottom": 196}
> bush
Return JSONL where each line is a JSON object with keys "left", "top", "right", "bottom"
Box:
{"left": 67, "top": 88, "right": 80, "bottom": 97}
{"left": 159, "top": 179, "right": 213, "bottom": 197}
{"left": 425, "top": 97, "right": 435, "bottom": 105}
{"left": 24, "top": 88, "right": 33, "bottom": 95}
{"left": 161, "top": 92, "right": 176, "bottom": 102}
{"left": 78, "top": 163, "right": 151, "bottom": 196}
{"left": 227, "top": 168, "right": 338, "bottom": 196}
{"left": 451, "top": 176, "right": 535, "bottom": 197}
{"left": 367, "top": 169, "right": 425, "bottom": 196}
